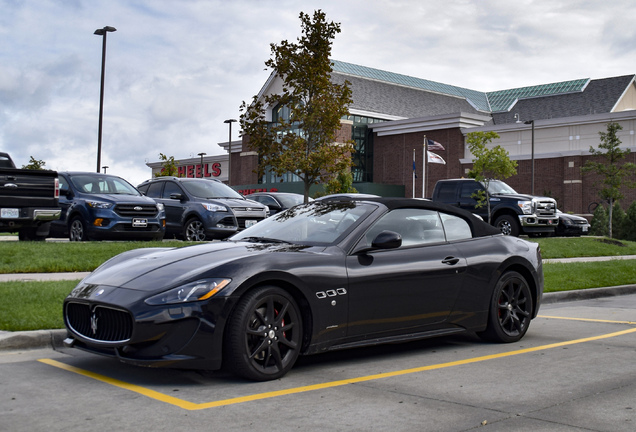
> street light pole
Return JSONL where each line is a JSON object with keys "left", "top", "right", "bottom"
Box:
{"left": 525, "top": 120, "right": 535, "bottom": 194}
{"left": 224, "top": 119, "right": 237, "bottom": 185}
{"left": 197, "top": 152, "right": 206, "bottom": 178}
{"left": 94, "top": 26, "right": 117, "bottom": 173}
{"left": 102, "top": 166, "right": 108, "bottom": 174}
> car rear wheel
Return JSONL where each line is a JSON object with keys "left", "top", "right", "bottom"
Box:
{"left": 478, "top": 271, "right": 533, "bottom": 343}
{"left": 69, "top": 217, "right": 89, "bottom": 241}
{"left": 184, "top": 218, "right": 206, "bottom": 241}
{"left": 224, "top": 286, "right": 302, "bottom": 381}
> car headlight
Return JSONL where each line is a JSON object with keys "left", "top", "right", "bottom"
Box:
{"left": 87, "top": 200, "right": 113, "bottom": 209}
{"left": 202, "top": 203, "right": 228, "bottom": 212}
{"left": 156, "top": 202, "right": 165, "bottom": 212}
{"left": 145, "top": 278, "right": 231, "bottom": 305}
{"left": 517, "top": 200, "right": 533, "bottom": 215}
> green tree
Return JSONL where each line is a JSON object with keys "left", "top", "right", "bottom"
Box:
{"left": 581, "top": 122, "right": 636, "bottom": 238}
{"left": 22, "top": 156, "right": 46, "bottom": 170}
{"left": 155, "top": 153, "right": 180, "bottom": 177}
{"left": 466, "top": 131, "right": 518, "bottom": 223}
{"left": 624, "top": 201, "right": 636, "bottom": 241}
{"left": 322, "top": 170, "right": 358, "bottom": 196}
{"left": 240, "top": 10, "right": 354, "bottom": 203}
{"left": 611, "top": 201, "right": 626, "bottom": 240}
{"left": 589, "top": 204, "right": 608, "bottom": 236}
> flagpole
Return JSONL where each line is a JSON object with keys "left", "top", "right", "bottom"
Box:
{"left": 423, "top": 136, "right": 427, "bottom": 198}
{"left": 412, "top": 148, "right": 416, "bottom": 198}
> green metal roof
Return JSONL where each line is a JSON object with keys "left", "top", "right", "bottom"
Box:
{"left": 485, "top": 79, "right": 590, "bottom": 112}
{"left": 332, "top": 60, "right": 491, "bottom": 111}
{"left": 331, "top": 60, "right": 590, "bottom": 114}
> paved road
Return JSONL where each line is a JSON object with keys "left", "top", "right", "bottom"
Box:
{"left": 1, "top": 293, "right": 635, "bottom": 431}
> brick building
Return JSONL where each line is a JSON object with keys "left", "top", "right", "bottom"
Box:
{"left": 224, "top": 61, "right": 636, "bottom": 214}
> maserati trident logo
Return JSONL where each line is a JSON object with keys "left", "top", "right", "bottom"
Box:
{"left": 90, "top": 312, "right": 99, "bottom": 335}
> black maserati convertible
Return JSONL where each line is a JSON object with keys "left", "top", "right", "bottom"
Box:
{"left": 63, "top": 197, "right": 543, "bottom": 381}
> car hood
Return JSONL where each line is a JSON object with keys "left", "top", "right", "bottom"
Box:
{"left": 83, "top": 193, "right": 157, "bottom": 205}
{"left": 217, "top": 198, "right": 266, "bottom": 210}
{"left": 80, "top": 241, "right": 314, "bottom": 291}
{"left": 492, "top": 193, "right": 554, "bottom": 201}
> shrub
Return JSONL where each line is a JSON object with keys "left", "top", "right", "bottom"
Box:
{"left": 590, "top": 204, "right": 608, "bottom": 236}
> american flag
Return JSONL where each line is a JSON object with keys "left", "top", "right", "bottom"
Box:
{"left": 426, "top": 139, "right": 445, "bottom": 151}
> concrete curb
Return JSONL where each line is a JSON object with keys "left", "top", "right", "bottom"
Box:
{"left": 2, "top": 285, "right": 635, "bottom": 352}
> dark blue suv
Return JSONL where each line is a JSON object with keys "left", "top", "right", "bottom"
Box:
{"left": 50, "top": 172, "right": 165, "bottom": 241}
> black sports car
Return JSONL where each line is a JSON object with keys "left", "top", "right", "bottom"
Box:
{"left": 63, "top": 198, "right": 543, "bottom": 381}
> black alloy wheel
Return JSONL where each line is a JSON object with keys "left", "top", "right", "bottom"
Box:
{"left": 184, "top": 218, "right": 206, "bottom": 241}
{"left": 224, "top": 286, "right": 302, "bottom": 381}
{"left": 478, "top": 271, "right": 533, "bottom": 343}
{"left": 69, "top": 217, "right": 89, "bottom": 241}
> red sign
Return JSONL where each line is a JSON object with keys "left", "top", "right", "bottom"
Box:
{"left": 238, "top": 188, "right": 279, "bottom": 195}
{"left": 177, "top": 163, "right": 222, "bottom": 178}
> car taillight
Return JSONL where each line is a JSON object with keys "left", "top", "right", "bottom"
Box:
{"left": 54, "top": 178, "right": 60, "bottom": 198}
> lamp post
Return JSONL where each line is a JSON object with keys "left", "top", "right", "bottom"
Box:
{"left": 524, "top": 120, "right": 535, "bottom": 195}
{"left": 197, "top": 152, "right": 206, "bottom": 178}
{"left": 224, "top": 119, "right": 237, "bottom": 185}
{"left": 94, "top": 26, "right": 117, "bottom": 173}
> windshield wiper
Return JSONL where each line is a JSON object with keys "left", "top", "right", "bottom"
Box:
{"left": 239, "top": 236, "right": 288, "bottom": 244}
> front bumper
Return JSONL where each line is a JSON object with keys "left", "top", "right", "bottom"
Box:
{"left": 519, "top": 215, "right": 558, "bottom": 233}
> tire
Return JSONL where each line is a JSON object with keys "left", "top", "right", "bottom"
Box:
{"left": 183, "top": 218, "right": 206, "bottom": 241}
{"left": 478, "top": 271, "right": 533, "bottom": 343}
{"left": 224, "top": 286, "right": 303, "bottom": 381}
{"left": 69, "top": 217, "right": 89, "bottom": 241}
{"left": 494, "top": 214, "right": 520, "bottom": 237}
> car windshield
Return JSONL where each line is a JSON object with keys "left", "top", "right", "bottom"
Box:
{"left": 276, "top": 194, "right": 307, "bottom": 208}
{"left": 181, "top": 180, "right": 244, "bottom": 199}
{"left": 231, "top": 201, "right": 377, "bottom": 245}
{"left": 70, "top": 174, "right": 140, "bottom": 195}
{"left": 485, "top": 180, "right": 518, "bottom": 195}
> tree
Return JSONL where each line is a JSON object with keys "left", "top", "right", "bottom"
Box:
{"left": 322, "top": 170, "right": 358, "bottom": 197}
{"left": 589, "top": 204, "right": 608, "bottom": 236}
{"left": 466, "top": 131, "right": 518, "bottom": 222}
{"left": 240, "top": 10, "right": 354, "bottom": 203}
{"left": 581, "top": 122, "right": 636, "bottom": 238}
{"left": 22, "top": 156, "right": 46, "bottom": 170}
{"left": 624, "top": 201, "right": 636, "bottom": 241}
{"left": 155, "top": 153, "right": 180, "bottom": 177}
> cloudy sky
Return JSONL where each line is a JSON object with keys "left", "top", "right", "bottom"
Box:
{"left": 2, "top": 0, "right": 634, "bottom": 186}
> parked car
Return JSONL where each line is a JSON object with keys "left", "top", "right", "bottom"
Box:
{"left": 137, "top": 177, "right": 268, "bottom": 241}
{"left": 49, "top": 172, "right": 165, "bottom": 241}
{"left": 63, "top": 197, "right": 543, "bottom": 381}
{"left": 555, "top": 209, "right": 590, "bottom": 236}
{"left": 0, "top": 152, "right": 60, "bottom": 240}
{"left": 245, "top": 192, "right": 309, "bottom": 215}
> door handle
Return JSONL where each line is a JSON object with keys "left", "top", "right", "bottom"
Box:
{"left": 442, "top": 256, "right": 460, "bottom": 265}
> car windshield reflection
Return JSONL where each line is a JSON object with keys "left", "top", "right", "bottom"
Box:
{"left": 231, "top": 201, "right": 376, "bottom": 245}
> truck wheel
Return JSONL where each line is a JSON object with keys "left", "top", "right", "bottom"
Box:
{"left": 494, "top": 215, "right": 520, "bottom": 237}
{"left": 69, "top": 217, "right": 89, "bottom": 241}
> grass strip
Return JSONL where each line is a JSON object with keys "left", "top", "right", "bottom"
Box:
{"left": 543, "top": 260, "right": 636, "bottom": 292}
{"left": 532, "top": 237, "right": 636, "bottom": 259}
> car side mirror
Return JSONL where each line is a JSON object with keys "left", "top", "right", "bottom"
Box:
{"left": 169, "top": 193, "right": 184, "bottom": 200}
{"left": 372, "top": 230, "right": 402, "bottom": 249}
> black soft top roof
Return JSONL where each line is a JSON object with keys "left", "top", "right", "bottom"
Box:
{"left": 322, "top": 196, "right": 502, "bottom": 238}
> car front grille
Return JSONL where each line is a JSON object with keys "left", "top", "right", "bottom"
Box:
{"left": 114, "top": 204, "right": 158, "bottom": 217}
{"left": 535, "top": 200, "right": 557, "bottom": 217}
{"left": 236, "top": 216, "right": 265, "bottom": 229}
{"left": 66, "top": 302, "right": 133, "bottom": 343}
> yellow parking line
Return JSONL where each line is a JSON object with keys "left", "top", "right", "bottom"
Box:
{"left": 38, "top": 326, "right": 636, "bottom": 411}
{"left": 538, "top": 315, "right": 636, "bottom": 325}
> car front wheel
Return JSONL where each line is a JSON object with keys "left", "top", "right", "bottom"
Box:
{"left": 184, "top": 218, "right": 206, "bottom": 241}
{"left": 69, "top": 217, "right": 89, "bottom": 241}
{"left": 224, "top": 286, "right": 302, "bottom": 381}
{"left": 478, "top": 271, "right": 533, "bottom": 343}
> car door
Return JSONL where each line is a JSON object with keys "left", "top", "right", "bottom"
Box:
{"left": 157, "top": 181, "right": 188, "bottom": 235}
{"left": 345, "top": 208, "right": 468, "bottom": 337}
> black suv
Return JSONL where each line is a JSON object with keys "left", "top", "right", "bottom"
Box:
{"left": 137, "top": 177, "right": 268, "bottom": 241}
{"left": 50, "top": 172, "right": 165, "bottom": 241}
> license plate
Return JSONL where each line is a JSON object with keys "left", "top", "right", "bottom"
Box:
{"left": 582, "top": 226, "right": 588, "bottom": 232}
{"left": 245, "top": 220, "right": 258, "bottom": 228}
{"left": 1, "top": 208, "right": 19, "bottom": 219}
{"left": 132, "top": 218, "right": 148, "bottom": 228}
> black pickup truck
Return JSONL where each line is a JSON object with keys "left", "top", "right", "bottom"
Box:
{"left": 431, "top": 178, "right": 558, "bottom": 237}
{"left": 0, "top": 152, "right": 61, "bottom": 240}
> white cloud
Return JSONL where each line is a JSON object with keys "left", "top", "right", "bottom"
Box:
{"left": 1, "top": 0, "right": 634, "bottom": 185}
